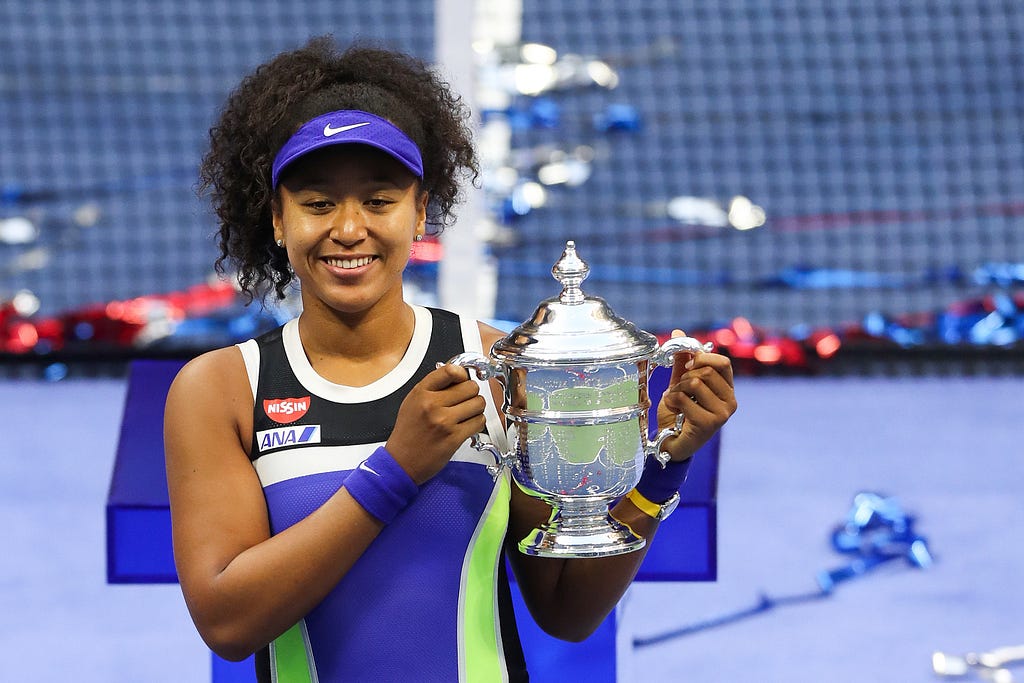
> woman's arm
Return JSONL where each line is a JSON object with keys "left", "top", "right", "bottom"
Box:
{"left": 165, "top": 347, "right": 486, "bottom": 660}
{"left": 504, "top": 486, "right": 660, "bottom": 641}
{"left": 165, "top": 348, "right": 384, "bottom": 659}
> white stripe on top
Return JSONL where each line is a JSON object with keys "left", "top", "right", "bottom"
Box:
{"left": 237, "top": 338, "right": 260, "bottom": 402}
{"left": 283, "top": 305, "right": 432, "bottom": 403}
{"left": 254, "top": 440, "right": 498, "bottom": 487}
{"left": 459, "top": 316, "right": 509, "bottom": 455}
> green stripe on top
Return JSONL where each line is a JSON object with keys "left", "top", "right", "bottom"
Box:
{"left": 271, "top": 620, "right": 315, "bottom": 683}
{"left": 461, "top": 473, "right": 512, "bottom": 682}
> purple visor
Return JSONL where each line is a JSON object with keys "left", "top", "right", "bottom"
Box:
{"left": 271, "top": 110, "right": 424, "bottom": 188}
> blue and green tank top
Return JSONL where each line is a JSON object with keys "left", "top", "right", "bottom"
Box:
{"left": 237, "top": 306, "right": 528, "bottom": 682}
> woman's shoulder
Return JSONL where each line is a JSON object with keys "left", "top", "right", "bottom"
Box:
{"left": 165, "top": 344, "right": 256, "bottom": 446}
{"left": 477, "top": 321, "right": 506, "bottom": 349}
{"left": 169, "top": 345, "right": 251, "bottom": 403}
{"left": 430, "top": 306, "right": 506, "bottom": 347}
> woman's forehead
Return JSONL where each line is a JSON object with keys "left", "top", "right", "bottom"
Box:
{"left": 280, "top": 144, "right": 419, "bottom": 188}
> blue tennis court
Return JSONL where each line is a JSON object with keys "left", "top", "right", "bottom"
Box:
{"left": 4, "top": 375, "right": 1021, "bottom": 682}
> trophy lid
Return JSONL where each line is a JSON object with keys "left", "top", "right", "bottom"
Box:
{"left": 491, "top": 241, "right": 659, "bottom": 364}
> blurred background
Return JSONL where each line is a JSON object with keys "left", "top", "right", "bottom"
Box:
{"left": 2, "top": 0, "right": 1022, "bottom": 371}
{"left": 1, "top": 0, "right": 1022, "bottom": 681}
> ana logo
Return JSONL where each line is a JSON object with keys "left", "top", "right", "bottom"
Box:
{"left": 256, "top": 425, "right": 321, "bottom": 453}
{"left": 263, "top": 396, "right": 311, "bottom": 424}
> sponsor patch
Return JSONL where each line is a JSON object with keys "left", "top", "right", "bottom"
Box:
{"left": 263, "top": 396, "right": 311, "bottom": 424}
{"left": 256, "top": 425, "right": 321, "bottom": 452}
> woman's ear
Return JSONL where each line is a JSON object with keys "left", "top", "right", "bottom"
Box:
{"left": 271, "top": 196, "right": 284, "bottom": 245}
{"left": 415, "top": 191, "right": 429, "bottom": 236}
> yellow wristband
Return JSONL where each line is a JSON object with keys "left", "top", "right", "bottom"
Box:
{"left": 626, "top": 488, "right": 663, "bottom": 519}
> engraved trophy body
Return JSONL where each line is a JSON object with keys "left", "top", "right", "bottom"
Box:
{"left": 448, "top": 241, "right": 712, "bottom": 558}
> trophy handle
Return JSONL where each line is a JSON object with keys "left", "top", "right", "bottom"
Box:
{"left": 651, "top": 335, "right": 714, "bottom": 368}
{"left": 649, "top": 415, "right": 685, "bottom": 467}
{"left": 442, "top": 353, "right": 511, "bottom": 477}
{"left": 648, "top": 336, "right": 715, "bottom": 467}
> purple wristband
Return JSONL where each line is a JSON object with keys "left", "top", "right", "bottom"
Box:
{"left": 344, "top": 446, "right": 419, "bottom": 524}
{"left": 635, "top": 456, "right": 692, "bottom": 504}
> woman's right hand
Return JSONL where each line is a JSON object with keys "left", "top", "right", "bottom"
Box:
{"left": 386, "top": 364, "right": 488, "bottom": 485}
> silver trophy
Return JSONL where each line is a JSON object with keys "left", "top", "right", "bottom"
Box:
{"left": 447, "top": 241, "right": 712, "bottom": 558}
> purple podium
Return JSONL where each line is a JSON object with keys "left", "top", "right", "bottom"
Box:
{"left": 106, "top": 359, "right": 719, "bottom": 682}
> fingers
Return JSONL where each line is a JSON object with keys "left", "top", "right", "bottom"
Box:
{"left": 421, "top": 365, "right": 487, "bottom": 423}
{"left": 445, "top": 393, "right": 488, "bottom": 425}
{"left": 422, "top": 363, "right": 475, "bottom": 391}
{"left": 665, "top": 329, "right": 731, "bottom": 387}
{"left": 663, "top": 358, "right": 735, "bottom": 415}
{"left": 667, "top": 329, "right": 694, "bottom": 386}
{"left": 388, "top": 367, "right": 488, "bottom": 484}
{"left": 685, "top": 352, "right": 734, "bottom": 391}
{"left": 657, "top": 347, "right": 738, "bottom": 462}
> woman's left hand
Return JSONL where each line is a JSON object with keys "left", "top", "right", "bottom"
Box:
{"left": 655, "top": 329, "right": 738, "bottom": 462}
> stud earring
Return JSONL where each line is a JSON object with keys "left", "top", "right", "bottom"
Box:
{"left": 276, "top": 239, "right": 284, "bottom": 248}
{"left": 414, "top": 234, "right": 423, "bottom": 242}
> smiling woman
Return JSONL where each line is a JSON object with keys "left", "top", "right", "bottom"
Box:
{"left": 272, "top": 144, "right": 427, "bottom": 322}
{"left": 166, "top": 35, "right": 736, "bottom": 683}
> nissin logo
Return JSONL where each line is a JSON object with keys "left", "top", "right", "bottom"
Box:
{"left": 257, "top": 425, "right": 321, "bottom": 453}
{"left": 263, "top": 396, "right": 310, "bottom": 424}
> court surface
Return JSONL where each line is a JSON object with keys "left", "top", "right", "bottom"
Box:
{"left": 3, "top": 374, "right": 1022, "bottom": 682}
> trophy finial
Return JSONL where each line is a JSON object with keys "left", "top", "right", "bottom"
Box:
{"left": 552, "top": 240, "right": 589, "bottom": 304}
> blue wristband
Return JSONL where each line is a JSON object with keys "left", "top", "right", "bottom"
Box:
{"left": 635, "top": 456, "right": 692, "bottom": 504}
{"left": 344, "top": 446, "right": 419, "bottom": 524}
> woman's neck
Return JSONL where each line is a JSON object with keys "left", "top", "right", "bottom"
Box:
{"left": 296, "top": 297, "right": 417, "bottom": 387}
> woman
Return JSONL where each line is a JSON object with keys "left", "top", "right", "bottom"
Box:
{"left": 165, "top": 36, "right": 737, "bottom": 682}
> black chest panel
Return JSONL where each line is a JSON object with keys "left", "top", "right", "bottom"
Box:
{"left": 249, "top": 308, "right": 467, "bottom": 459}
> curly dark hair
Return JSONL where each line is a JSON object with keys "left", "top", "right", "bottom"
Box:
{"left": 198, "top": 36, "right": 479, "bottom": 300}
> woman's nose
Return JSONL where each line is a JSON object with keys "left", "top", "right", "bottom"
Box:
{"left": 329, "top": 202, "right": 367, "bottom": 244}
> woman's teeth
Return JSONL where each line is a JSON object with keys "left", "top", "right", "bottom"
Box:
{"left": 326, "top": 256, "right": 373, "bottom": 269}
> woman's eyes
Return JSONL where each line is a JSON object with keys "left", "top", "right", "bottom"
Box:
{"left": 301, "top": 197, "right": 395, "bottom": 211}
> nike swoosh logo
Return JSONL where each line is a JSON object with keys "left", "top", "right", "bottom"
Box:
{"left": 323, "top": 121, "right": 372, "bottom": 137}
{"left": 358, "top": 461, "right": 380, "bottom": 477}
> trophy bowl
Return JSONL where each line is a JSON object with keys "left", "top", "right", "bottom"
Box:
{"left": 447, "top": 241, "right": 712, "bottom": 558}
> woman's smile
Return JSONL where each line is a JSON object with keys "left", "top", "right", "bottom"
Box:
{"left": 322, "top": 254, "right": 377, "bottom": 273}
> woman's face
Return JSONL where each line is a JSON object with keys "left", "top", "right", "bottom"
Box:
{"left": 272, "top": 144, "right": 427, "bottom": 318}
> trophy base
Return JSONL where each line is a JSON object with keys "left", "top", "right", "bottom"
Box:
{"left": 518, "top": 509, "right": 646, "bottom": 558}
